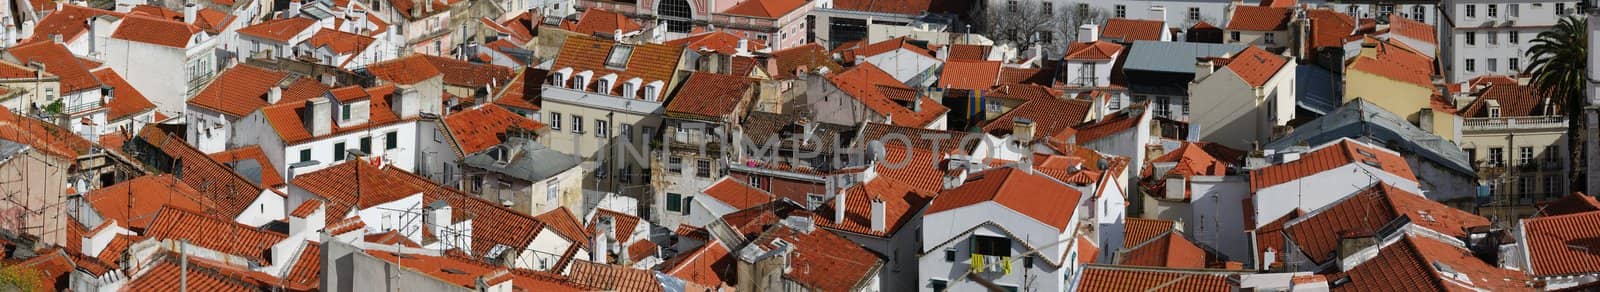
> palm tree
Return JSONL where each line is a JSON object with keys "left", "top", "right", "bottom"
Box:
{"left": 1523, "top": 15, "right": 1588, "bottom": 193}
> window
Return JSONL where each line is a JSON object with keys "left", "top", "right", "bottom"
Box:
{"left": 1465, "top": 32, "right": 1476, "bottom": 45}
{"left": 1488, "top": 105, "right": 1499, "bottom": 117}
{"left": 973, "top": 236, "right": 1010, "bottom": 256}
{"left": 747, "top": 175, "right": 763, "bottom": 189}
{"left": 1347, "top": 5, "right": 1358, "bottom": 15}
{"left": 1155, "top": 96, "right": 1171, "bottom": 117}
{"left": 682, "top": 196, "right": 693, "bottom": 215}
{"left": 385, "top": 132, "right": 398, "bottom": 149}
{"left": 597, "top": 79, "right": 610, "bottom": 92}
{"left": 931, "top": 279, "right": 948, "bottom": 292}
{"left": 604, "top": 45, "right": 634, "bottom": 69}
{"left": 1489, "top": 147, "right": 1504, "bottom": 166}
{"left": 1488, "top": 31, "right": 1498, "bottom": 45}
{"left": 696, "top": 159, "right": 711, "bottom": 177}
{"left": 360, "top": 136, "right": 372, "bottom": 155}
{"left": 1546, "top": 176, "right": 1562, "bottom": 197}
{"left": 1042, "top": 2, "right": 1051, "bottom": 15}
{"left": 1189, "top": 7, "right": 1200, "bottom": 20}
{"left": 644, "top": 127, "right": 656, "bottom": 141}
{"left": 1488, "top": 58, "right": 1498, "bottom": 72}
{"left": 1412, "top": 5, "right": 1426, "bottom": 22}
{"left": 1379, "top": 4, "right": 1394, "bottom": 17}
{"left": 547, "top": 184, "right": 559, "bottom": 204}
{"left": 574, "top": 75, "right": 587, "bottom": 90}
{"left": 1488, "top": 4, "right": 1497, "bottom": 17}
{"left": 1520, "top": 146, "right": 1534, "bottom": 165}
{"left": 299, "top": 149, "right": 311, "bottom": 162}
{"left": 1115, "top": 5, "right": 1126, "bottom": 18}
{"left": 334, "top": 142, "right": 347, "bottom": 161}
{"left": 666, "top": 193, "right": 682, "bottom": 212}
{"left": 1510, "top": 58, "right": 1520, "bottom": 71}
{"left": 620, "top": 124, "right": 634, "bottom": 142}
{"left": 1264, "top": 32, "right": 1277, "bottom": 44}
{"left": 550, "top": 113, "right": 562, "bottom": 130}
{"left": 1546, "top": 145, "right": 1560, "bottom": 163}
{"left": 1077, "top": 63, "right": 1097, "bottom": 86}
{"left": 1465, "top": 148, "right": 1477, "bottom": 167}
{"left": 596, "top": 120, "right": 609, "bottom": 137}
{"left": 572, "top": 115, "right": 584, "bottom": 133}
{"left": 1519, "top": 176, "right": 1532, "bottom": 199}
{"left": 1182, "top": 98, "right": 1190, "bottom": 116}
{"left": 1556, "top": 3, "right": 1566, "bottom": 15}
{"left": 1230, "top": 31, "right": 1241, "bottom": 42}
{"left": 1109, "top": 95, "right": 1121, "bottom": 109}
{"left": 944, "top": 248, "right": 956, "bottom": 261}
{"left": 1466, "top": 4, "right": 1476, "bottom": 18}
{"left": 669, "top": 156, "right": 683, "bottom": 173}
{"left": 1466, "top": 59, "right": 1476, "bottom": 72}
{"left": 619, "top": 165, "right": 632, "bottom": 183}
{"left": 1007, "top": 0, "right": 1016, "bottom": 12}
{"left": 1509, "top": 32, "right": 1519, "bottom": 44}
{"left": 1076, "top": 3, "right": 1088, "bottom": 18}
{"left": 341, "top": 104, "right": 352, "bottom": 120}
{"left": 1509, "top": 4, "right": 1519, "bottom": 17}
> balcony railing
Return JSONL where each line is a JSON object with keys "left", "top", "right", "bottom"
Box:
{"left": 1464, "top": 116, "right": 1566, "bottom": 131}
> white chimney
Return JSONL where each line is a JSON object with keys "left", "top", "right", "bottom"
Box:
{"left": 267, "top": 86, "right": 283, "bottom": 104}
{"left": 1165, "top": 177, "right": 1186, "bottom": 200}
{"left": 592, "top": 216, "right": 614, "bottom": 264}
{"left": 1150, "top": 6, "right": 1168, "bottom": 24}
{"left": 869, "top": 196, "right": 886, "bottom": 232}
{"left": 1195, "top": 59, "right": 1216, "bottom": 80}
{"left": 737, "top": 39, "right": 749, "bottom": 55}
{"left": 184, "top": 3, "right": 197, "bottom": 24}
{"left": 425, "top": 200, "right": 451, "bottom": 242}
{"left": 1078, "top": 24, "right": 1099, "bottom": 42}
{"left": 306, "top": 97, "right": 333, "bottom": 136}
{"left": 392, "top": 86, "right": 423, "bottom": 119}
{"left": 289, "top": 0, "right": 303, "bottom": 18}
{"left": 833, "top": 189, "right": 847, "bottom": 224}
{"left": 613, "top": 29, "right": 623, "bottom": 42}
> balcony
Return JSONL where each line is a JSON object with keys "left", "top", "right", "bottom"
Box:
{"left": 1464, "top": 116, "right": 1566, "bottom": 131}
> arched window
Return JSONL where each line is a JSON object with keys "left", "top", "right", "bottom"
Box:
{"left": 658, "top": 0, "right": 692, "bottom": 33}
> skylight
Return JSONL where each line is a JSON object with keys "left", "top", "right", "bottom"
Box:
{"left": 605, "top": 45, "right": 634, "bottom": 69}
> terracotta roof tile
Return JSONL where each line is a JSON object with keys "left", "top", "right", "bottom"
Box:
{"left": 95, "top": 68, "right": 154, "bottom": 121}
{"left": 363, "top": 55, "right": 443, "bottom": 85}
{"left": 129, "top": 5, "right": 182, "bottom": 20}
{"left": 661, "top": 239, "right": 734, "bottom": 288}
{"left": 1460, "top": 83, "right": 1558, "bottom": 118}
{"left": 1224, "top": 46, "right": 1289, "bottom": 87}
{"left": 983, "top": 95, "right": 1090, "bottom": 141}
{"left": 811, "top": 147, "right": 941, "bottom": 237}
{"left": 938, "top": 60, "right": 1001, "bottom": 90}
{"left": 441, "top": 104, "right": 546, "bottom": 156}
{"left": 827, "top": 63, "right": 947, "bottom": 127}
{"left": 418, "top": 55, "right": 516, "bottom": 88}
{"left": 259, "top": 85, "right": 407, "bottom": 144}
{"left": 831, "top": 0, "right": 971, "bottom": 15}
{"left": 1520, "top": 210, "right": 1600, "bottom": 277}
{"left": 132, "top": 128, "right": 270, "bottom": 218}
{"left": 769, "top": 43, "right": 841, "bottom": 79}
{"left": 998, "top": 66, "right": 1052, "bottom": 85}
{"left": 207, "top": 145, "right": 287, "bottom": 188}
{"left": 125, "top": 253, "right": 263, "bottom": 292}
{"left": 1074, "top": 104, "right": 1146, "bottom": 143}
{"left": 365, "top": 250, "right": 587, "bottom": 291}
{"left": 1123, "top": 218, "right": 1177, "bottom": 247}
{"left": 664, "top": 72, "right": 755, "bottom": 118}
{"left": 1118, "top": 230, "right": 1207, "bottom": 268}
{"left": 144, "top": 206, "right": 288, "bottom": 265}
{"left": 558, "top": 8, "right": 642, "bottom": 36}
{"left": 289, "top": 199, "right": 323, "bottom": 218}
{"left": 31, "top": 5, "right": 123, "bottom": 44}
{"left": 1227, "top": 5, "right": 1292, "bottom": 31}
{"left": 1307, "top": 9, "right": 1357, "bottom": 49}
{"left": 721, "top": 0, "right": 807, "bottom": 18}
{"left": 664, "top": 30, "right": 768, "bottom": 54}
{"left": 1284, "top": 184, "right": 1489, "bottom": 265}
{"left": 6, "top": 41, "right": 101, "bottom": 93}
{"left": 586, "top": 208, "right": 643, "bottom": 244}
{"left": 946, "top": 44, "right": 991, "bottom": 61}
{"left": 1249, "top": 138, "right": 1417, "bottom": 191}
{"left": 1074, "top": 265, "right": 1241, "bottom": 291}
{"left": 840, "top": 36, "right": 936, "bottom": 60}
{"left": 551, "top": 35, "right": 684, "bottom": 96}
{"left": 1252, "top": 209, "right": 1303, "bottom": 270}
{"left": 1064, "top": 41, "right": 1123, "bottom": 61}
{"left": 1385, "top": 14, "right": 1437, "bottom": 45}
{"left": 532, "top": 207, "right": 590, "bottom": 247}
{"left": 188, "top": 64, "right": 326, "bottom": 117}
{"left": 110, "top": 14, "right": 201, "bottom": 48}
{"left": 1348, "top": 38, "right": 1435, "bottom": 88}
{"left": 85, "top": 174, "right": 214, "bottom": 230}
{"left": 0, "top": 59, "right": 48, "bottom": 79}
{"left": 194, "top": 8, "right": 235, "bottom": 34}
{"left": 748, "top": 224, "right": 881, "bottom": 291}
{"left": 1540, "top": 193, "right": 1600, "bottom": 216}
{"left": 280, "top": 242, "right": 320, "bottom": 290}
{"left": 566, "top": 261, "right": 663, "bottom": 292}
{"left": 385, "top": 0, "right": 448, "bottom": 20}
{"left": 700, "top": 177, "right": 776, "bottom": 210}
{"left": 1330, "top": 235, "right": 1530, "bottom": 291}
{"left": 94, "top": 233, "right": 142, "bottom": 263}
{"left": 927, "top": 167, "right": 1083, "bottom": 230}
{"left": 302, "top": 28, "right": 376, "bottom": 55}
{"left": 1102, "top": 18, "right": 1167, "bottom": 42}
{"left": 492, "top": 68, "right": 544, "bottom": 111}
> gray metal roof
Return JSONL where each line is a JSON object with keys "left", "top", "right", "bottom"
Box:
{"left": 462, "top": 137, "right": 581, "bottom": 183}
{"left": 0, "top": 140, "right": 24, "bottom": 162}
{"left": 1123, "top": 41, "right": 1248, "bottom": 74}
{"left": 1266, "top": 99, "right": 1473, "bottom": 176}
{"left": 1296, "top": 65, "right": 1341, "bottom": 115}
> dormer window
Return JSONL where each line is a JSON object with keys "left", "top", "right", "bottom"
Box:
{"left": 574, "top": 70, "right": 594, "bottom": 91}
{"left": 623, "top": 77, "right": 643, "bottom": 99}
{"left": 598, "top": 73, "right": 618, "bottom": 94}
{"left": 553, "top": 68, "right": 573, "bottom": 88}
{"left": 605, "top": 45, "right": 634, "bottom": 69}
{"left": 643, "top": 80, "right": 665, "bottom": 102}
{"left": 1488, "top": 106, "right": 1500, "bottom": 118}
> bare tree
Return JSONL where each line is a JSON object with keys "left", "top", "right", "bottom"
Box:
{"left": 972, "top": 1, "right": 1109, "bottom": 58}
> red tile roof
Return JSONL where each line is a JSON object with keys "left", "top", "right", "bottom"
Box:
{"left": 559, "top": 8, "right": 643, "bottom": 36}
{"left": 125, "top": 253, "right": 264, "bottom": 292}
{"left": 1064, "top": 41, "right": 1123, "bottom": 61}
{"left": 1118, "top": 230, "right": 1207, "bottom": 268}
{"left": 144, "top": 206, "right": 288, "bottom": 265}
{"left": 0, "top": 105, "right": 93, "bottom": 159}
{"left": 6, "top": 41, "right": 101, "bottom": 93}
{"left": 1283, "top": 184, "right": 1489, "bottom": 265}
{"left": 1123, "top": 218, "right": 1177, "bottom": 247}
{"left": 1460, "top": 83, "right": 1557, "bottom": 118}
{"left": 721, "top": 0, "right": 807, "bottom": 18}
{"left": 1074, "top": 265, "right": 1241, "bottom": 291}
{"left": 769, "top": 43, "right": 841, "bottom": 79}
{"left": 1227, "top": 5, "right": 1292, "bottom": 31}
{"left": 839, "top": 36, "right": 936, "bottom": 60}
{"left": 810, "top": 146, "right": 941, "bottom": 237}
{"left": 188, "top": 64, "right": 327, "bottom": 117}
{"left": 208, "top": 145, "right": 287, "bottom": 188}
{"left": 95, "top": 68, "right": 154, "bottom": 121}
{"left": 826, "top": 63, "right": 948, "bottom": 127}
{"left": 700, "top": 177, "right": 776, "bottom": 210}
{"left": 751, "top": 224, "right": 882, "bottom": 291}
{"left": 280, "top": 242, "right": 320, "bottom": 291}
{"left": 532, "top": 207, "right": 591, "bottom": 247}
{"left": 1224, "top": 46, "right": 1290, "bottom": 87}
{"left": 1348, "top": 38, "right": 1436, "bottom": 88}
{"left": 661, "top": 239, "right": 734, "bottom": 288}
{"left": 441, "top": 104, "right": 546, "bottom": 156}
{"left": 664, "top": 72, "right": 756, "bottom": 119}
{"left": 0, "top": 59, "right": 47, "bottom": 79}
{"left": 1074, "top": 104, "right": 1146, "bottom": 144}
{"left": 566, "top": 261, "right": 663, "bottom": 292}
{"left": 998, "top": 66, "right": 1053, "bottom": 85}
{"left": 1330, "top": 235, "right": 1530, "bottom": 291}
{"left": 385, "top": 0, "right": 448, "bottom": 20}
{"left": 1249, "top": 139, "right": 1417, "bottom": 191}
{"left": 492, "top": 68, "right": 543, "bottom": 111}
{"left": 1540, "top": 193, "right": 1600, "bottom": 216}
{"left": 110, "top": 14, "right": 201, "bottom": 48}
{"left": 129, "top": 5, "right": 182, "bottom": 20}
{"left": 1385, "top": 14, "right": 1437, "bottom": 45}
{"left": 302, "top": 28, "right": 376, "bottom": 55}
{"left": 982, "top": 95, "right": 1090, "bottom": 142}
{"left": 133, "top": 128, "right": 270, "bottom": 219}
{"left": 1101, "top": 18, "right": 1167, "bottom": 42}
{"left": 937, "top": 60, "right": 1001, "bottom": 90}
{"left": 365, "top": 250, "right": 587, "bottom": 291}
{"left": 259, "top": 85, "right": 408, "bottom": 144}
{"left": 85, "top": 174, "right": 214, "bottom": 230}
{"left": 193, "top": 8, "right": 235, "bottom": 34}
{"left": 586, "top": 208, "right": 643, "bottom": 243}
{"left": 927, "top": 167, "right": 1083, "bottom": 230}
{"left": 1520, "top": 210, "right": 1600, "bottom": 277}
{"left": 665, "top": 30, "right": 768, "bottom": 55}
{"left": 552, "top": 35, "right": 684, "bottom": 96}
{"left": 417, "top": 55, "right": 517, "bottom": 88}
{"left": 30, "top": 4, "right": 123, "bottom": 45}
{"left": 1307, "top": 9, "right": 1357, "bottom": 49}
{"left": 1251, "top": 209, "right": 1303, "bottom": 270}
{"left": 289, "top": 199, "right": 323, "bottom": 218}
{"left": 363, "top": 54, "right": 443, "bottom": 85}
{"left": 946, "top": 44, "right": 991, "bottom": 61}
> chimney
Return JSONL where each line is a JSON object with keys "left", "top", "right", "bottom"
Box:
{"left": 613, "top": 29, "right": 623, "bottom": 42}
{"left": 423, "top": 0, "right": 432, "bottom": 13}
{"left": 1336, "top": 230, "right": 1377, "bottom": 264}
{"left": 869, "top": 196, "right": 886, "bottom": 232}
{"left": 306, "top": 97, "right": 333, "bottom": 136}
{"left": 1150, "top": 6, "right": 1167, "bottom": 24}
{"left": 591, "top": 216, "right": 614, "bottom": 264}
{"left": 1078, "top": 24, "right": 1099, "bottom": 42}
{"left": 49, "top": 33, "right": 61, "bottom": 43}
{"left": 289, "top": 0, "right": 303, "bottom": 18}
{"left": 833, "top": 188, "right": 847, "bottom": 223}
{"left": 737, "top": 39, "right": 749, "bottom": 55}
{"left": 85, "top": 18, "right": 95, "bottom": 55}
{"left": 1195, "top": 58, "right": 1216, "bottom": 80}
{"left": 412, "top": 0, "right": 422, "bottom": 18}
{"left": 425, "top": 200, "right": 451, "bottom": 242}
{"left": 288, "top": 200, "right": 325, "bottom": 237}
{"left": 392, "top": 86, "right": 423, "bottom": 119}
{"left": 1012, "top": 117, "right": 1035, "bottom": 145}
{"left": 267, "top": 86, "right": 283, "bottom": 104}
{"left": 184, "top": 3, "right": 197, "bottom": 24}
